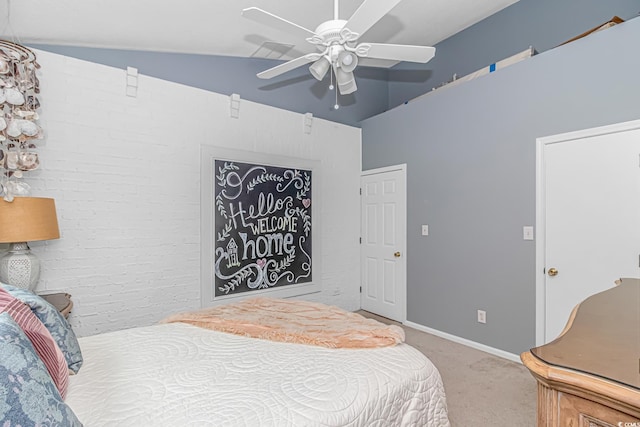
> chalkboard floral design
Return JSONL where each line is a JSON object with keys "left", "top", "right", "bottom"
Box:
{"left": 213, "top": 160, "right": 312, "bottom": 296}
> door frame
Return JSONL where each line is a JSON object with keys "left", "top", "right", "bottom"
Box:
{"left": 535, "top": 118, "right": 640, "bottom": 345}
{"left": 360, "top": 164, "right": 407, "bottom": 323}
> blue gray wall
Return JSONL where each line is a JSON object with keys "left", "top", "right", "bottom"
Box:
{"left": 29, "top": 45, "right": 389, "bottom": 127}
{"left": 361, "top": 17, "right": 640, "bottom": 354}
{"left": 388, "top": 0, "right": 640, "bottom": 107}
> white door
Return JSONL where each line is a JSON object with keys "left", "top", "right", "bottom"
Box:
{"left": 360, "top": 165, "right": 407, "bottom": 322}
{"left": 537, "top": 120, "right": 640, "bottom": 344}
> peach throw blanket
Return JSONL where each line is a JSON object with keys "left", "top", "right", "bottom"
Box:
{"left": 161, "top": 297, "right": 405, "bottom": 349}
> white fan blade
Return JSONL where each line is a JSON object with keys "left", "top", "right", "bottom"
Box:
{"left": 356, "top": 43, "right": 435, "bottom": 63}
{"left": 242, "top": 7, "right": 316, "bottom": 40}
{"left": 344, "top": 0, "right": 403, "bottom": 38}
{"left": 358, "top": 57, "right": 400, "bottom": 68}
{"left": 257, "top": 53, "right": 322, "bottom": 79}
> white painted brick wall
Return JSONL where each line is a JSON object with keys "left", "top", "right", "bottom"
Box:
{"left": 25, "top": 50, "right": 362, "bottom": 337}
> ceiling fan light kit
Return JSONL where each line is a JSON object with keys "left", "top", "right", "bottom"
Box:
{"left": 335, "top": 67, "right": 357, "bottom": 95}
{"left": 338, "top": 50, "right": 357, "bottom": 72}
{"left": 309, "top": 57, "right": 331, "bottom": 81}
{"left": 242, "top": 0, "right": 436, "bottom": 100}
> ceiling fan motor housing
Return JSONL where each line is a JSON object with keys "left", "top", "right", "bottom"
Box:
{"left": 312, "top": 20, "right": 350, "bottom": 45}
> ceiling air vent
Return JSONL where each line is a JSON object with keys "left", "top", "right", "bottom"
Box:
{"left": 250, "top": 42, "right": 294, "bottom": 60}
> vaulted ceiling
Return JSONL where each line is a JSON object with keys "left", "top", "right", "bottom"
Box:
{"left": 3, "top": 0, "right": 518, "bottom": 65}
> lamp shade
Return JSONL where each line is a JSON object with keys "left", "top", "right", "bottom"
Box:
{"left": 0, "top": 197, "right": 60, "bottom": 243}
{"left": 338, "top": 51, "right": 358, "bottom": 73}
{"left": 335, "top": 68, "right": 357, "bottom": 95}
{"left": 309, "top": 57, "right": 331, "bottom": 81}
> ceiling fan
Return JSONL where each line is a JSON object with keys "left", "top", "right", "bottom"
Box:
{"left": 242, "top": 0, "right": 435, "bottom": 96}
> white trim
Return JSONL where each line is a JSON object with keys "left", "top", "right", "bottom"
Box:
{"left": 535, "top": 118, "right": 640, "bottom": 346}
{"left": 404, "top": 321, "right": 522, "bottom": 364}
{"left": 535, "top": 137, "right": 546, "bottom": 346}
{"left": 537, "top": 118, "right": 640, "bottom": 145}
{"left": 361, "top": 163, "right": 407, "bottom": 176}
{"left": 360, "top": 164, "right": 407, "bottom": 323}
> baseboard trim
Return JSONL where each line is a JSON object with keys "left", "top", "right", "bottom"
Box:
{"left": 403, "top": 320, "right": 522, "bottom": 364}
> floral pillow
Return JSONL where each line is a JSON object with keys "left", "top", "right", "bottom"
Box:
{"left": 0, "top": 284, "right": 83, "bottom": 374}
{"left": 0, "top": 287, "right": 69, "bottom": 398}
{"left": 0, "top": 312, "right": 83, "bottom": 426}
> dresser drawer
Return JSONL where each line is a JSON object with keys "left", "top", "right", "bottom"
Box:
{"left": 558, "top": 391, "right": 640, "bottom": 427}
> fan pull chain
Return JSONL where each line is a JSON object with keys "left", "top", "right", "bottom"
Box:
{"left": 331, "top": 68, "right": 339, "bottom": 109}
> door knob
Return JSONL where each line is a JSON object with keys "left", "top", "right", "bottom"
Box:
{"left": 394, "top": 252, "right": 401, "bottom": 258}
{"left": 547, "top": 268, "right": 558, "bottom": 277}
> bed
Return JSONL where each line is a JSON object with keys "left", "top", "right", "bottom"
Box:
{"left": 1, "top": 286, "right": 450, "bottom": 426}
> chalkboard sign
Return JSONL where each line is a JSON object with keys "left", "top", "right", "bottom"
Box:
{"left": 213, "top": 159, "right": 312, "bottom": 297}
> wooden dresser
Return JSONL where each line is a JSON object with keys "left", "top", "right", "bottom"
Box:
{"left": 521, "top": 278, "right": 640, "bottom": 427}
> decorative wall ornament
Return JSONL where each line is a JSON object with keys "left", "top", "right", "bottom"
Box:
{"left": 213, "top": 159, "right": 313, "bottom": 297}
{"left": 0, "top": 40, "right": 44, "bottom": 202}
{"left": 201, "top": 146, "right": 321, "bottom": 306}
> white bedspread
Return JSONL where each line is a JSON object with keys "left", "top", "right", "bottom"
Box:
{"left": 66, "top": 323, "right": 449, "bottom": 426}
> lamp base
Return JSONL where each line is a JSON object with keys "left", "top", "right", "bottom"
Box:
{"left": 0, "top": 242, "right": 41, "bottom": 290}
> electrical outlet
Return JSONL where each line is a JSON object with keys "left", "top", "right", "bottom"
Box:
{"left": 477, "top": 310, "right": 486, "bottom": 324}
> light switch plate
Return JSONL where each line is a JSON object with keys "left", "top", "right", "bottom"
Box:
{"left": 523, "top": 226, "right": 534, "bottom": 240}
{"left": 421, "top": 225, "right": 429, "bottom": 236}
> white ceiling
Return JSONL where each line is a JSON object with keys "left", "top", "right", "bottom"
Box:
{"left": 2, "top": 0, "right": 518, "bottom": 63}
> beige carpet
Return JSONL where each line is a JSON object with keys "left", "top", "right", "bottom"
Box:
{"left": 359, "top": 311, "right": 537, "bottom": 426}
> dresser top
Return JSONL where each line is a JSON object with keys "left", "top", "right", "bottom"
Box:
{"left": 531, "top": 278, "right": 640, "bottom": 390}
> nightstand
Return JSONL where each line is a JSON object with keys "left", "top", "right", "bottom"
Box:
{"left": 40, "top": 293, "right": 73, "bottom": 318}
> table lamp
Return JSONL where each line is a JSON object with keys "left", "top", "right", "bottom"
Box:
{"left": 0, "top": 197, "right": 60, "bottom": 290}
